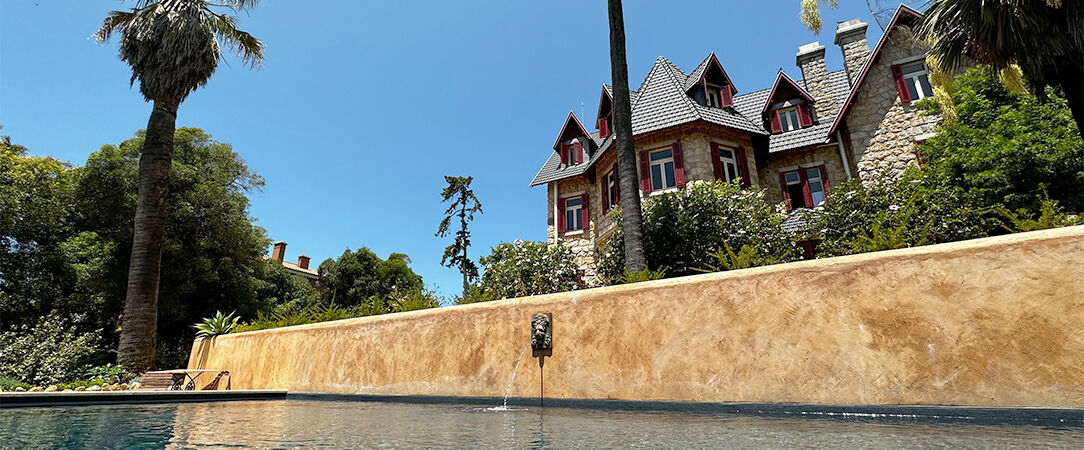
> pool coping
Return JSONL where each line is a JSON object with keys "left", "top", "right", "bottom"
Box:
{"left": 0, "top": 390, "right": 288, "bottom": 408}
{"left": 288, "top": 393, "right": 1084, "bottom": 427}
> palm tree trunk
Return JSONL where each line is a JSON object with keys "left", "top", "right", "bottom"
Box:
{"left": 607, "top": 0, "right": 646, "bottom": 273}
{"left": 117, "top": 98, "right": 179, "bottom": 373}
{"left": 1058, "top": 63, "right": 1084, "bottom": 139}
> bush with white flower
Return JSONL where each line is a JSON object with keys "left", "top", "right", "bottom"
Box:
{"left": 598, "top": 180, "right": 799, "bottom": 282}
{"left": 471, "top": 240, "right": 580, "bottom": 301}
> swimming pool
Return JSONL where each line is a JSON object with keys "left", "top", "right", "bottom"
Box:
{"left": 2, "top": 398, "right": 1082, "bottom": 448}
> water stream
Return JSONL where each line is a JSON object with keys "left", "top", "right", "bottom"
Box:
{"left": 487, "top": 344, "right": 530, "bottom": 411}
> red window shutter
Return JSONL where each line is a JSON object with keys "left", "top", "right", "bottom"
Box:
{"left": 581, "top": 193, "right": 590, "bottom": 231}
{"left": 612, "top": 172, "right": 621, "bottom": 205}
{"left": 779, "top": 172, "right": 792, "bottom": 211}
{"left": 720, "top": 86, "right": 734, "bottom": 107}
{"left": 819, "top": 165, "right": 830, "bottom": 200}
{"left": 600, "top": 178, "right": 609, "bottom": 211}
{"left": 769, "top": 110, "right": 782, "bottom": 133}
{"left": 599, "top": 119, "right": 610, "bottom": 138}
{"left": 559, "top": 143, "right": 569, "bottom": 165}
{"left": 798, "top": 103, "right": 812, "bottom": 127}
{"left": 800, "top": 169, "right": 813, "bottom": 208}
{"left": 557, "top": 197, "right": 567, "bottom": 233}
{"left": 573, "top": 140, "right": 584, "bottom": 164}
{"left": 639, "top": 150, "right": 651, "bottom": 192}
{"left": 891, "top": 64, "right": 912, "bottom": 102}
{"left": 736, "top": 147, "right": 752, "bottom": 189}
{"left": 673, "top": 141, "right": 686, "bottom": 187}
{"left": 702, "top": 78, "right": 709, "bottom": 104}
{"left": 710, "top": 142, "right": 723, "bottom": 180}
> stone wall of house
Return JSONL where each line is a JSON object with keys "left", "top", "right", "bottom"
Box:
{"left": 759, "top": 144, "right": 852, "bottom": 205}
{"left": 845, "top": 24, "right": 940, "bottom": 180}
{"left": 550, "top": 176, "right": 602, "bottom": 284}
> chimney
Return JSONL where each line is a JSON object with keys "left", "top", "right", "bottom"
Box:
{"left": 297, "top": 255, "right": 311, "bottom": 270}
{"left": 835, "top": 18, "right": 871, "bottom": 87}
{"left": 796, "top": 42, "right": 839, "bottom": 119}
{"left": 271, "top": 241, "right": 287, "bottom": 262}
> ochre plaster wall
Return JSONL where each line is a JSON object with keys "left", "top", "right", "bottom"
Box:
{"left": 191, "top": 226, "right": 1084, "bottom": 407}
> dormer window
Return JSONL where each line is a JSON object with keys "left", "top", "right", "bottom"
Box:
{"left": 777, "top": 106, "right": 801, "bottom": 132}
{"left": 768, "top": 101, "right": 813, "bottom": 133}
{"left": 561, "top": 139, "right": 584, "bottom": 165}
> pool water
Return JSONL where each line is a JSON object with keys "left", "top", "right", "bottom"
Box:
{"left": 2, "top": 399, "right": 1082, "bottom": 448}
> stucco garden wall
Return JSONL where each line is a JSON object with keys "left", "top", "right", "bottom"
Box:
{"left": 196, "top": 226, "right": 1084, "bottom": 408}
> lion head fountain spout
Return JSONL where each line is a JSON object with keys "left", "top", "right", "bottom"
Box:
{"left": 531, "top": 313, "right": 552, "bottom": 357}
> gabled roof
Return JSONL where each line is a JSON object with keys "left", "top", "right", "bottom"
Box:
{"left": 630, "top": 56, "right": 762, "bottom": 135}
{"left": 829, "top": 4, "right": 924, "bottom": 135}
{"left": 682, "top": 52, "right": 738, "bottom": 94}
{"left": 552, "top": 111, "right": 592, "bottom": 150}
{"left": 530, "top": 132, "right": 611, "bottom": 186}
{"left": 761, "top": 70, "right": 817, "bottom": 113}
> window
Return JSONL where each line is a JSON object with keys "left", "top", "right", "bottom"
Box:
{"left": 566, "top": 140, "right": 578, "bottom": 165}
{"left": 717, "top": 148, "right": 740, "bottom": 183}
{"left": 604, "top": 170, "right": 619, "bottom": 211}
{"left": 564, "top": 197, "right": 584, "bottom": 231}
{"left": 706, "top": 90, "right": 721, "bottom": 108}
{"left": 649, "top": 149, "right": 676, "bottom": 191}
{"left": 900, "top": 61, "right": 934, "bottom": 100}
{"left": 777, "top": 106, "right": 801, "bottom": 132}
{"left": 780, "top": 166, "right": 829, "bottom": 210}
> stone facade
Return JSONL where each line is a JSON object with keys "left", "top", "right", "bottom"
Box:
{"left": 549, "top": 122, "right": 757, "bottom": 284}
{"left": 835, "top": 19, "right": 871, "bottom": 87}
{"left": 845, "top": 24, "right": 940, "bottom": 180}
{"left": 759, "top": 144, "right": 850, "bottom": 205}
{"left": 796, "top": 43, "right": 839, "bottom": 119}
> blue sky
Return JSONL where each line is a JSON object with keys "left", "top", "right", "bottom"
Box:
{"left": 0, "top": 1, "right": 918, "bottom": 300}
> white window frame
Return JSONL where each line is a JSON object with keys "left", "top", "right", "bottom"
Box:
{"left": 648, "top": 148, "right": 677, "bottom": 192}
{"left": 716, "top": 146, "right": 740, "bottom": 183}
{"left": 777, "top": 106, "right": 801, "bottom": 132}
{"left": 706, "top": 90, "right": 721, "bottom": 108}
{"left": 605, "top": 170, "right": 619, "bottom": 211}
{"left": 806, "top": 167, "right": 826, "bottom": 206}
{"left": 900, "top": 60, "right": 934, "bottom": 101}
{"left": 564, "top": 196, "right": 584, "bottom": 232}
{"left": 565, "top": 139, "right": 578, "bottom": 165}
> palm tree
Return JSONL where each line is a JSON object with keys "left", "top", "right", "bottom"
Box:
{"left": 606, "top": 0, "right": 647, "bottom": 273}
{"left": 918, "top": 0, "right": 1084, "bottom": 136}
{"left": 96, "top": 0, "right": 264, "bottom": 373}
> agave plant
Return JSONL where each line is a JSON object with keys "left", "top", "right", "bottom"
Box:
{"left": 193, "top": 311, "right": 241, "bottom": 339}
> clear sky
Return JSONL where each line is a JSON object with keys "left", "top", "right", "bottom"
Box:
{"left": 0, "top": 0, "right": 921, "bottom": 300}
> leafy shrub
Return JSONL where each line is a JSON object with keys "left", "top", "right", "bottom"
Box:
{"left": 0, "top": 377, "right": 33, "bottom": 391}
{"left": 698, "top": 244, "right": 783, "bottom": 272}
{"left": 474, "top": 240, "right": 580, "bottom": 300}
{"left": 193, "top": 311, "right": 241, "bottom": 339}
{"left": 391, "top": 289, "right": 443, "bottom": 312}
{"left": 999, "top": 197, "right": 1084, "bottom": 232}
{"left": 617, "top": 268, "right": 667, "bottom": 284}
{"left": 0, "top": 314, "right": 100, "bottom": 385}
{"left": 917, "top": 67, "right": 1084, "bottom": 214}
{"left": 454, "top": 285, "right": 497, "bottom": 305}
{"left": 600, "top": 181, "right": 798, "bottom": 282}
{"left": 811, "top": 171, "right": 996, "bottom": 257}
{"left": 54, "top": 379, "right": 108, "bottom": 391}
{"left": 86, "top": 364, "right": 134, "bottom": 384}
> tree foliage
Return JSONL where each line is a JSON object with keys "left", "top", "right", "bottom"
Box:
{"left": 436, "top": 176, "right": 482, "bottom": 296}
{"left": 600, "top": 181, "right": 799, "bottom": 282}
{"left": 1, "top": 128, "right": 303, "bottom": 371}
{"left": 917, "top": 67, "right": 1084, "bottom": 213}
{"left": 474, "top": 240, "right": 580, "bottom": 301}
{"left": 317, "top": 248, "right": 426, "bottom": 309}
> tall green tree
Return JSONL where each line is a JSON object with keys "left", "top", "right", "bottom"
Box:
{"left": 436, "top": 176, "right": 482, "bottom": 297}
{"left": 607, "top": 0, "right": 647, "bottom": 273}
{"left": 95, "top": 0, "right": 264, "bottom": 372}
{"left": 317, "top": 248, "right": 424, "bottom": 308}
{"left": 918, "top": 0, "right": 1084, "bottom": 136}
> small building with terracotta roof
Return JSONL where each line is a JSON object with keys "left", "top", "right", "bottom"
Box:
{"left": 269, "top": 241, "right": 320, "bottom": 287}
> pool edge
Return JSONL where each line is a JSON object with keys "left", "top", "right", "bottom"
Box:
{"left": 0, "top": 390, "right": 288, "bottom": 408}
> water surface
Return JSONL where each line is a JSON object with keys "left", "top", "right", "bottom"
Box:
{"left": 2, "top": 399, "right": 1082, "bottom": 448}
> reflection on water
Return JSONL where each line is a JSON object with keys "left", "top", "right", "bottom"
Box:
{"left": 1, "top": 399, "right": 1083, "bottom": 448}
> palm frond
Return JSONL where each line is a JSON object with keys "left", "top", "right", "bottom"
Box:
{"left": 207, "top": 12, "right": 264, "bottom": 68}
{"left": 95, "top": 10, "right": 138, "bottom": 43}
